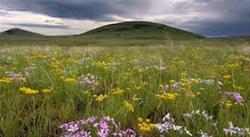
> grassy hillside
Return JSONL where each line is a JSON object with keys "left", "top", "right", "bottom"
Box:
{"left": 0, "top": 22, "right": 249, "bottom": 46}
{"left": 81, "top": 21, "right": 204, "bottom": 40}
{"left": 0, "top": 28, "right": 44, "bottom": 38}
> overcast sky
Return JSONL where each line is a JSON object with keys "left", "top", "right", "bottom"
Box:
{"left": 0, "top": 0, "right": 249, "bottom": 36}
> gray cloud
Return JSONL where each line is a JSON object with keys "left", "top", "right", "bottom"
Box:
{"left": 8, "top": 23, "right": 71, "bottom": 29}
{"left": 0, "top": 0, "right": 249, "bottom": 36}
{"left": 0, "top": 0, "right": 149, "bottom": 21}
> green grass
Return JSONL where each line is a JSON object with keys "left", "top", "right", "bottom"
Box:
{"left": 81, "top": 21, "right": 204, "bottom": 40}
{"left": 0, "top": 21, "right": 205, "bottom": 47}
{"left": 0, "top": 42, "right": 250, "bottom": 137}
{"left": 0, "top": 28, "right": 44, "bottom": 37}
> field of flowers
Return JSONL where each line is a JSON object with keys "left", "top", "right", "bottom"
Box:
{"left": 0, "top": 45, "right": 250, "bottom": 137}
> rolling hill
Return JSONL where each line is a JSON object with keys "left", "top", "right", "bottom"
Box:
{"left": 2, "top": 21, "right": 248, "bottom": 46}
{"left": 81, "top": 21, "right": 204, "bottom": 40}
{"left": 0, "top": 28, "right": 44, "bottom": 38}
{"left": 0, "top": 22, "right": 204, "bottom": 40}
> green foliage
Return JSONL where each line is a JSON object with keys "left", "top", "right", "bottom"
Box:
{"left": 0, "top": 43, "right": 250, "bottom": 136}
{"left": 82, "top": 21, "right": 204, "bottom": 40}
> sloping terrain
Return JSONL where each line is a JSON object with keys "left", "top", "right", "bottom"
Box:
{"left": 81, "top": 21, "right": 204, "bottom": 40}
{"left": 0, "top": 28, "right": 44, "bottom": 38}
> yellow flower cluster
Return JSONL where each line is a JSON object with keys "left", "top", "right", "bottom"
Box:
{"left": 19, "top": 87, "right": 39, "bottom": 95}
{"left": 123, "top": 101, "right": 134, "bottom": 112}
{"left": 132, "top": 95, "right": 141, "bottom": 101}
{"left": 224, "top": 100, "right": 233, "bottom": 108}
{"left": 27, "top": 52, "right": 47, "bottom": 60}
{"left": 137, "top": 118, "right": 156, "bottom": 133}
{"left": 64, "top": 78, "right": 76, "bottom": 84}
{"left": 155, "top": 92, "right": 178, "bottom": 101}
{"left": 41, "top": 87, "right": 54, "bottom": 93}
{"left": 94, "top": 94, "right": 108, "bottom": 102}
{"left": 220, "top": 100, "right": 241, "bottom": 108}
{"left": 227, "top": 63, "right": 239, "bottom": 68}
{"left": 223, "top": 74, "right": 231, "bottom": 80}
{"left": 0, "top": 77, "right": 11, "bottom": 84}
{"left": 111, "top": 87, "right": 125, "bottom": 95}
{"left": 50, "top": 59, "right": 64, "bottom": 76}
{"left": 96, "top": 61, "right": 109, "bottom": 70}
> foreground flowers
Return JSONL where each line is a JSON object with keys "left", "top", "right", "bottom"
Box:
{"left": 64, "top": 78, "right": 76, "bottom": 85}
{"left": 123, "top": 101, "right": 134, "bottom": 112}
{"left": 60, "top": 112, "right": 250, "bottom": 137}
{"left": 223, "top": 122, "right": 250, "bottom": 136}
{"left": 0, "top": 77, "right": 11, "bottom": 84}
{"left": 155, "top": 92, "right": 178, "bottom": 101}
{"left": 137, "top": 118, "right": 156, "bottom": 133}
{"left": 1, "top": 46, "right": 250, "bottom": 137}
{"left": 224, "top": 92, "right": 244, "bottom": 103}
{"left": 94, "top": 94, "right": 108, "bottom": 102}
{"left": 19, "top": 87, "right": 39, "bottom": 95}
{"left": 157, "top": 113, "right": 193, "bottom": 136}
{"left": 60, "top": 116, "right": 136, "bottom": 137}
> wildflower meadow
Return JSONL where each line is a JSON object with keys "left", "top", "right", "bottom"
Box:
{"left": 0, "top": 45, "right": 249, "bottom": 137}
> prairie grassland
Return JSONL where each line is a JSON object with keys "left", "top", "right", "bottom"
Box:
{"left": 0, "top": 45, "right": 250, "bottom": 137}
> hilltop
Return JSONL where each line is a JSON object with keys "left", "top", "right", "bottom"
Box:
{"left": 0, "top": 28, "right": 44, "bottom": 37}
{"left": 81, "top": 21, "right": 204, "bottom": 40}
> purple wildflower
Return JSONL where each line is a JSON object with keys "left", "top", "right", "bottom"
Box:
{"left": 172, "top": 82, "right": 182, "bottom": 89}
{"left": 156, "top": 113, "right": 192, "bottom": 136}
{"left": 60, "top": 116, "right": 136, "bottom": 137}
{"left": 198, "top": 130, "right": 213, "bottom": 137}
{"left": 183, "top": 110, "right": 217, "bottom": 128}
{"left": 112, "top": 129, "right": 136, "bottom": 137}
{"left": 224, "top": 92, "right": 244, "bottom": 103}
{"left": 223, "top": 122, "right": 250, "bottom": 136}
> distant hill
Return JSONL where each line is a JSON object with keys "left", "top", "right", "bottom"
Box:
{"left": 0, "top": 28, "right": 44, "bottom": 38}
{"left": 81, "top": 21, "right": 204, "bottom": 40}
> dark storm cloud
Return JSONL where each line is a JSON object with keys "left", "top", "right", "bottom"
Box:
{"left": 199, "top": 21, "right": 250, "bottom": 36}
{"left": 183, "top": 19, "right": 250, "bottom": 36}
{"left": 8, "top": 23, "right": 71, "bottom": 29}
{"left": 0, "top": 0, "right": 148, "bottom": 21}
{"left": 193, "top": 0, "right": 250, "bottom": 36}
{"left": 0, "top": 0, "right": 249, "bottom": 36}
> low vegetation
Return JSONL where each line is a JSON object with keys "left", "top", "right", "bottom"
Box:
{"left": 0, "top": 44, "right": 250, "bottom": 136}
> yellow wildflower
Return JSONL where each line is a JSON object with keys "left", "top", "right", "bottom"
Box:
{"left": 137, "top": 68, "right": 145, "bottom": 73}
{"left": 155, "top": 92, "right": 178, "bottom": 101}
{"left": 41, "top": 87, "right": 53, "bottom": 93}
{"left": 94, "top": 94, "right": 108, "bottom": 102}
{"left": 96, "top": 61, "right": 109, "bottom": 70}
{"left": 227, "top": 63, "right": 239, "bottom": 68}
{"left": 0, "top": 77, "right": 11, "bottom": 84}
{"left": 224, "top": 100, "right": 233, "bottom": 108}
{"left": 169, "top": 80, "right": 175, "bottom": 84}
{"left": 159, "top": 84, "right": 164, "bottom": 89}
{"left": 137, "top": 118, "right": 156, "bottom": 133}
{"left": 64, "top": 78, "right": 76, "bottom": 84}
{"left": 132, "top": 95, "right": 141, "bottom": 101}
{"left": 186, "top": 90, "right": 196, "bottom": 98}
{"left": 138, "top": 117, "right": 143, "bottom": 122}
{"left": 19, "top": 87, "right": 39, "bottom": 95}
{"left": 196, "top": 92, "right": 201, "bottom": 96}
{"left": 223, "top": 75, "right": 231, "bottom": 80}
{"left": 111, "top": 87, "right": 125, "bottom": 95}
{"left": 123, "top": 101, "right": 134, "bottom": 112}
